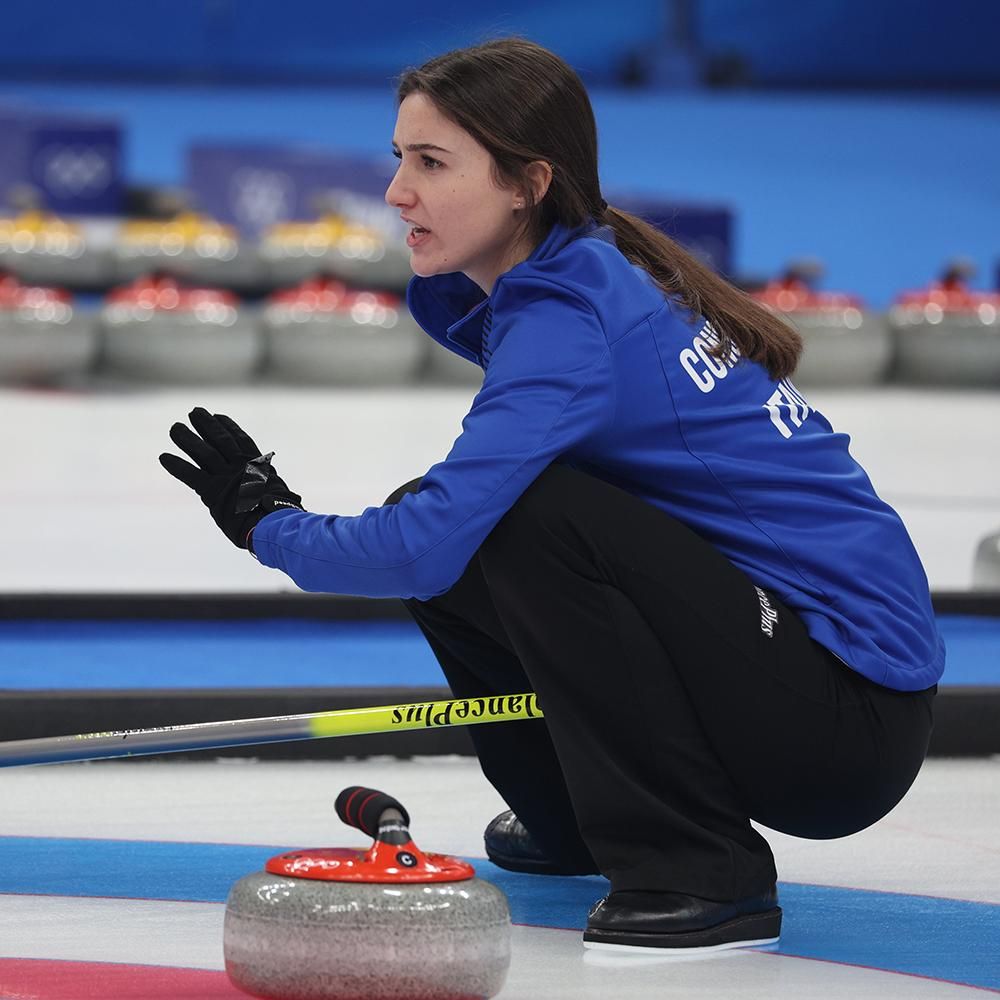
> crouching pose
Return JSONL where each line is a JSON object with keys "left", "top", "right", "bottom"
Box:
{"left": 161, "top": 38, "right": 942, "bottom": 955}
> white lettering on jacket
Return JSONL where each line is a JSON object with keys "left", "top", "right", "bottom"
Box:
{"left": 763, "top": 379, "right": 811, "bottom": 439}
{"left": 679, "top": 323, "right": 741, "bottom": 393}
{"left": 755, "top": 586, "right": 779, "bottom": 637}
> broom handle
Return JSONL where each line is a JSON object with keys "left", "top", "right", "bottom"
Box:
{"left": 0, "top": 692, "right": 542, "bottom": 767}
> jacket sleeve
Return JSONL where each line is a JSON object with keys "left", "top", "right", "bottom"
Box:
{"left": 250, "top": 277, "right": 614, "bottom": 598}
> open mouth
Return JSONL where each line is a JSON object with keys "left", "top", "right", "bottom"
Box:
{"left": 407, "top": 226, "right": 431, "bottom": 247}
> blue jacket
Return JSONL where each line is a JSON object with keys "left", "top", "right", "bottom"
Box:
{"left": 253, "top": 221, "right": 945, "bottom": 691}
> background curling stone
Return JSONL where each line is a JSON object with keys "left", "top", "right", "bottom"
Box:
{"left": 0, "top": 203, "right": 114, "bottom": 289}
{"left": 973, "top": 528, "right": 1000, "bottom": 589}
{"left": 100, "top": 272, "right": 260, "bottom": 383}
{"left": 750, "top": 259, "right": 891, "bottom": 386}
{"left": 113, "top": 210, "right": 260, "bottom": 290}
{"left": 0, "top": 271, "right": 98, "bottom": 384}
{"left": 262, "top": 276, "right": 426, "bottom": 385}
{"left": 224, "top": 785, "right": 511, "bottom": 1000}
{"left": 890, "top": 259, "right": 1000, "bottom": 386}
{"left": 423, "top": 335, "right": 487, "bottom": 386}
{"left": 258, "top": 213, "right": 411, "bottom": 291}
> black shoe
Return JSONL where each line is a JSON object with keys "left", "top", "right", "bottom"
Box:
{"left": 483, "top": 810, "right": 601, "bottom": 876}
{"left": 584, "top": 887, "right": 781, "bottom": 954}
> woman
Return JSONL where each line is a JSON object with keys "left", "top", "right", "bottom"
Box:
{"left": 160, "top": 39, "right": 943, "bottom": 955}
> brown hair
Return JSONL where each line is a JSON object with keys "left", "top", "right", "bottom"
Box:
{"left": 397, "top": 38, "right": 801, "bottom": 379}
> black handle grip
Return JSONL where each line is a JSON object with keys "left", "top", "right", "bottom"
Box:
{"left": 335, "top": 786, "right": 411, "bottom": 837}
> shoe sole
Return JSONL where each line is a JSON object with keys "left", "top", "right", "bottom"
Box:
{"left": 583, "top": 907, "right": 782, "bottom": 954}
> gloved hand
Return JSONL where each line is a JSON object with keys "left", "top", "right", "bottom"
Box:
{"left": 159, "top": 407, "right": 304, "bottom": 551}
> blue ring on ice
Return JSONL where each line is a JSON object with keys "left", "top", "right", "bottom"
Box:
{"left": 0, "top": 836, "right": 996, "bottom": 992}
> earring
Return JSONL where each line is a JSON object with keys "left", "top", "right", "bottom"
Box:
{"left": 514, "top": 199, "right": 524, "bottom": 209}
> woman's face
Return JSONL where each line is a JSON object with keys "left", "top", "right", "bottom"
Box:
{"left": 385, "top": 92, "right": 532, "bottom": 294}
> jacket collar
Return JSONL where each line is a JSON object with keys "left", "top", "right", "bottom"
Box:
{"left": 405, "top": 219, "right": 610, "bottom": 364}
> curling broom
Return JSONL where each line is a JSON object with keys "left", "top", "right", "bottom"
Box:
{"left": 0, "top": 692, "right": 542, "bottom": 767}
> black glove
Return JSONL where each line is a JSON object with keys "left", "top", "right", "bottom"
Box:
{"left": 159, "top": 407, "right": 304, "bottom": 551}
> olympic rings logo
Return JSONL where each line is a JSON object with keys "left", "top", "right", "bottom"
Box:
{"left": 230, "top": 168, "right": 294, "bottom": 229}
{"left": 36, "top": 145, "right": 116, "bottom": 198}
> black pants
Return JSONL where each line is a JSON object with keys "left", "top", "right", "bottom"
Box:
{"left": 386, "top": 464, "right": 935, "bottom": 901}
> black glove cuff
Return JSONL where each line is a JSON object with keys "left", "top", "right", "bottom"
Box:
{"left": 246, "top": 494, "right": 305, "bottom": 556}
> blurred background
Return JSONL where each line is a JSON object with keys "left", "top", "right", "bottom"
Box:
{"left": 2, "top": 13, "right": 998, "bottom": 996}
{"left": 1, "top": 0, "right": 998, "bottom": 754}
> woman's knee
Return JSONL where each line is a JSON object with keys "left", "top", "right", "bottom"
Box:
{"left": 383, "top": 477, "right": 422, "bottom": 506}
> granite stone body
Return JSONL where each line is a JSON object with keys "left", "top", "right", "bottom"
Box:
{"left": 784, "top": 309, "right": 891, "bottom": 386}
{"left": 100, "top": 309, "right": 261, "bottom": 382}
{"left": 0, "top": 309, "right": 98, "bottom": 383}
{"left": 891, "top": 310, "right": 1000, "bottom": 385}
{"left": 262, "top": 307, "right": 426, "bottom": 385}
{"left": 224, "top": 871, "right": 511, "bottom": 1000}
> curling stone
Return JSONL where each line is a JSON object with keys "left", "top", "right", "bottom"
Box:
{"left": 224, "top": 786, "right": 511, "bottom": 1000}
{"left": 751, "top": 261, "right": 891, "bottom": 386}
{"left": 0, "top": 272, "right": 98, "bottom": 384}
{"left": 113, "top": 211, "right": 261, "bottom": 290}
{"left": 258, "top": 214, "right": 412, "bottom": 291}
{"left": 973, "top": 529, "right": 1000, "bottom": 590}
{"left": 262, "top": 276, "right": 426, "bottom": 385}
{"left": 0, "top": 207, "right": 114, "bottom": 288}
{"left": 890, "top": 261, "right": 1000, "bottom": 386}
{"left": 100, "top": 272, "right": 261, "bottom": 383}
{"left": 423, "top": 337, "right": 486, "bottom": 387}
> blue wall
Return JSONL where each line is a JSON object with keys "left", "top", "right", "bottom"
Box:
{"left": 698, "top": 0, "right": 999, "bottom": 87}
{"left": 5, "top": 0, "right": 999, "bottom": 87}
{"left": 3, "top": 0, "right": 664, "bottom": 83}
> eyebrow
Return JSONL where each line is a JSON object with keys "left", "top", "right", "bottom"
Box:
{"left": 391, "top": 142, "right": 453, "bottom": 154}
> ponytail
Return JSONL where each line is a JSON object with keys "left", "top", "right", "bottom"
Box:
{"left": 602, "top": 206, "right": 802, "bottom": 381}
